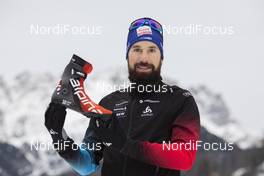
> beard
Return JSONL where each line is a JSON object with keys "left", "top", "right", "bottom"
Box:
{"left": 128, "top": 60, "right": 162, "bottom": 86}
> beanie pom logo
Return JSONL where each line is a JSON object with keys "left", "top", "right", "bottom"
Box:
{"left": 136, "top": 26, "right": 152, "bottom": 37}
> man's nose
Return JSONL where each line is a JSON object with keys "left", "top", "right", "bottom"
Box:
{"left": 138, "top": 51, "right": 148, "bottom": 63}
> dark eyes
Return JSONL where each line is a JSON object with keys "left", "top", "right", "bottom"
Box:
{"left": 149, "top": 48, "right": 156, "bottom": 53}
{"left": 133, "top": 48, "right": 156, "bottom": 53}
{"left": 133, "top": 48, "right": 141, "bottom": 52}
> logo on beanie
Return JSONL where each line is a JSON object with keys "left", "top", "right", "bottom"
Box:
{"left": 136, "top": 26, "right": 152, "bottom": 37}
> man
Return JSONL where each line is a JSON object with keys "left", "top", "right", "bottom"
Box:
{"left": 45, "top": 17, "right": 200, "bottom": 176}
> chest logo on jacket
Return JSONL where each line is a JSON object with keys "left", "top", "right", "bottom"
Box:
{"left": 141, "top": 106, "right": 154, "bottom": 117}
{"left": 113, "top": 101, "right": 128, "bottom": 119}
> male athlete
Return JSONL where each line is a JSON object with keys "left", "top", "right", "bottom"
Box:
{"left": 45, "top": 17, "right": 200, "bottom": 176}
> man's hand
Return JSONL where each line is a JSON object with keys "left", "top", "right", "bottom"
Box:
{"left": 45, "top": 102, "right": 67, "bottom": 141}
{"left": 89, "top": 113, "right": 127, "bottom": 151}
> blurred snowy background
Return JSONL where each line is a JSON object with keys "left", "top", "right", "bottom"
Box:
{"left": 0, "top": 0, "right": 263, "bottom": 175}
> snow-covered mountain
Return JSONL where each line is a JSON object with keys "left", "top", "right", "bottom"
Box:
{"left": 190, "top": 85, "right": 263, "bottom": 149}
{"left": 0, "top": 67, "right": 263, "bottom": 176}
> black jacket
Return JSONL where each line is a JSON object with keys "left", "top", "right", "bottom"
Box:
{"left": 81, "top": 82, "right": 200, "bottom": 176}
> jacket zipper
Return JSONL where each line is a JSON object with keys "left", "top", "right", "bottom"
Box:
{"left": 122, "top": 98, "right": 136, "bottom": 176}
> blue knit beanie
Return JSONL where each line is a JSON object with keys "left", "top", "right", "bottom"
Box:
{"left": 126, "top": 17, "right": 163, "bottom": 59}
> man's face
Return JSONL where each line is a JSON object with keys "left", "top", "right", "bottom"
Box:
{"left": 128, "top": 41, "right": 162, "bottom": 84}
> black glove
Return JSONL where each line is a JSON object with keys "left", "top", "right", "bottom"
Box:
{"left": 89, "top": 113, "right": 127, "bottom": 152}
{"left": 45, "top": 102, "right": 76, "bottom": 153}
{"left": 45, "top": 102, "right": 66, "bottom": 140}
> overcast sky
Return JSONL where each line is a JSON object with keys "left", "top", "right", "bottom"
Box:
{"left": 0, "top": 0, "right": 263, "bottom": 133}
